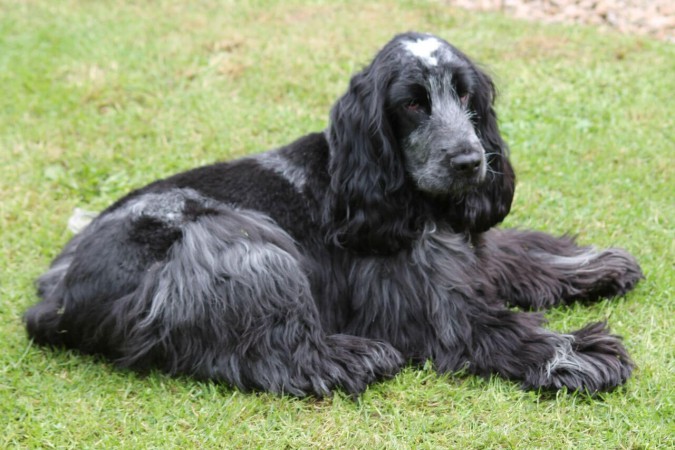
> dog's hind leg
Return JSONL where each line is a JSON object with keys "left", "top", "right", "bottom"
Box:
{"left": 466, "top": 306, "right": 633, "bottom": 393}
{"left": 26, "top": 190, "right": 403, "bottom": 397}
{"left": 477, "top": 229, "right": 643, "bottom": 310}
{"left": 114, "top": 203, "right": 403, "bottom": 397}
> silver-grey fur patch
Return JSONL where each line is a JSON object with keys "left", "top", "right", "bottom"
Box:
{"left": 111, "top": 188, "right": 217, "bottom": 225}
{"left": 532, "top": 248, "right": 601, "bottom": 270}
{"left": 545, "top": 334, "right": 588, "bottom": 376}
{"left": 256, "top": 150, "right": 307, "bottom": 192}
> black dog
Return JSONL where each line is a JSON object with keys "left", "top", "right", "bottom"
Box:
{"left": 25, "top": 32, "right": 643, "bottom": 396}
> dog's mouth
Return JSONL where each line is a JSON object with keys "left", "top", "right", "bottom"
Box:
{"left": 413, "top": 166, "right": 487, "bottom": 197}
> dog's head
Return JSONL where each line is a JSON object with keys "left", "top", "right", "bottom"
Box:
{"left": 326, "top": 32, "right": 515, "bottom": 252}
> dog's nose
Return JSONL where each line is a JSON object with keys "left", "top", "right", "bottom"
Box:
{"left": 450, "top": 152, "right": 483, "bottom": 175}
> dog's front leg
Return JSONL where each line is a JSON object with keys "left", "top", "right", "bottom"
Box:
{"left": 477, "top": 229, "right": 643, "bottom": 310}
{"left": 462, "top": 305, "right": 634, "bottom": 393}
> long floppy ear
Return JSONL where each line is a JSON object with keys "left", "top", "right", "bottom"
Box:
{"left": 454, "top": 67, "right": 515, "bottom": 233}
{"left": 323, "top": 60, "right": 417, "bottom": 254}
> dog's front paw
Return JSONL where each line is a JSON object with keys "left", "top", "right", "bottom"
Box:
{"left": 321, "top": 334, "right": 405, "bottom": 396}
{"left": 525, "top": 322, "right": 634, "bottom": 393}
{"left": 584, "top": 248, "right": 644, "bottom": 300}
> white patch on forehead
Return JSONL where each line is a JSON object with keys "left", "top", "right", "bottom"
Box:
{"left": 403, "top": 37, "right": 444, "bottom": 67}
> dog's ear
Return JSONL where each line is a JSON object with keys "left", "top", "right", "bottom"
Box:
{"left": 324, "top": 61, "right": 416, "bottom": 254}
{"left": 453, "top": 67, "right": 515, "bottom": 233}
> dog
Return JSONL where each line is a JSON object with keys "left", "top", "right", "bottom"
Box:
{"left": 25, "top": 32, "right": 643, "bottom": 396}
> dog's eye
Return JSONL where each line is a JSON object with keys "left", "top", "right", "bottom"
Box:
{"left": 460, "top": 94, "right": 470, "bottom": 108}
{"left": 406, "top": 100, "right": 422, "bottom": 112}
{"left": 405, "top": 97, "right": 429, "bottom": 114}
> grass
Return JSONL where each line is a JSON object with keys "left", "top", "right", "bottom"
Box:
{"left": 0, "top": 0, "right": 673, "bottom": 447}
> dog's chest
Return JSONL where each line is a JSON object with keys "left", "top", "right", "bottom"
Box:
{"left": 312, "top": 229, "right": 479, "bottom": 347}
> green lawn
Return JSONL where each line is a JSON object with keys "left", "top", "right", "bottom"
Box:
{"left": 1, "top": 0, "right": 673, "bottom": 448}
